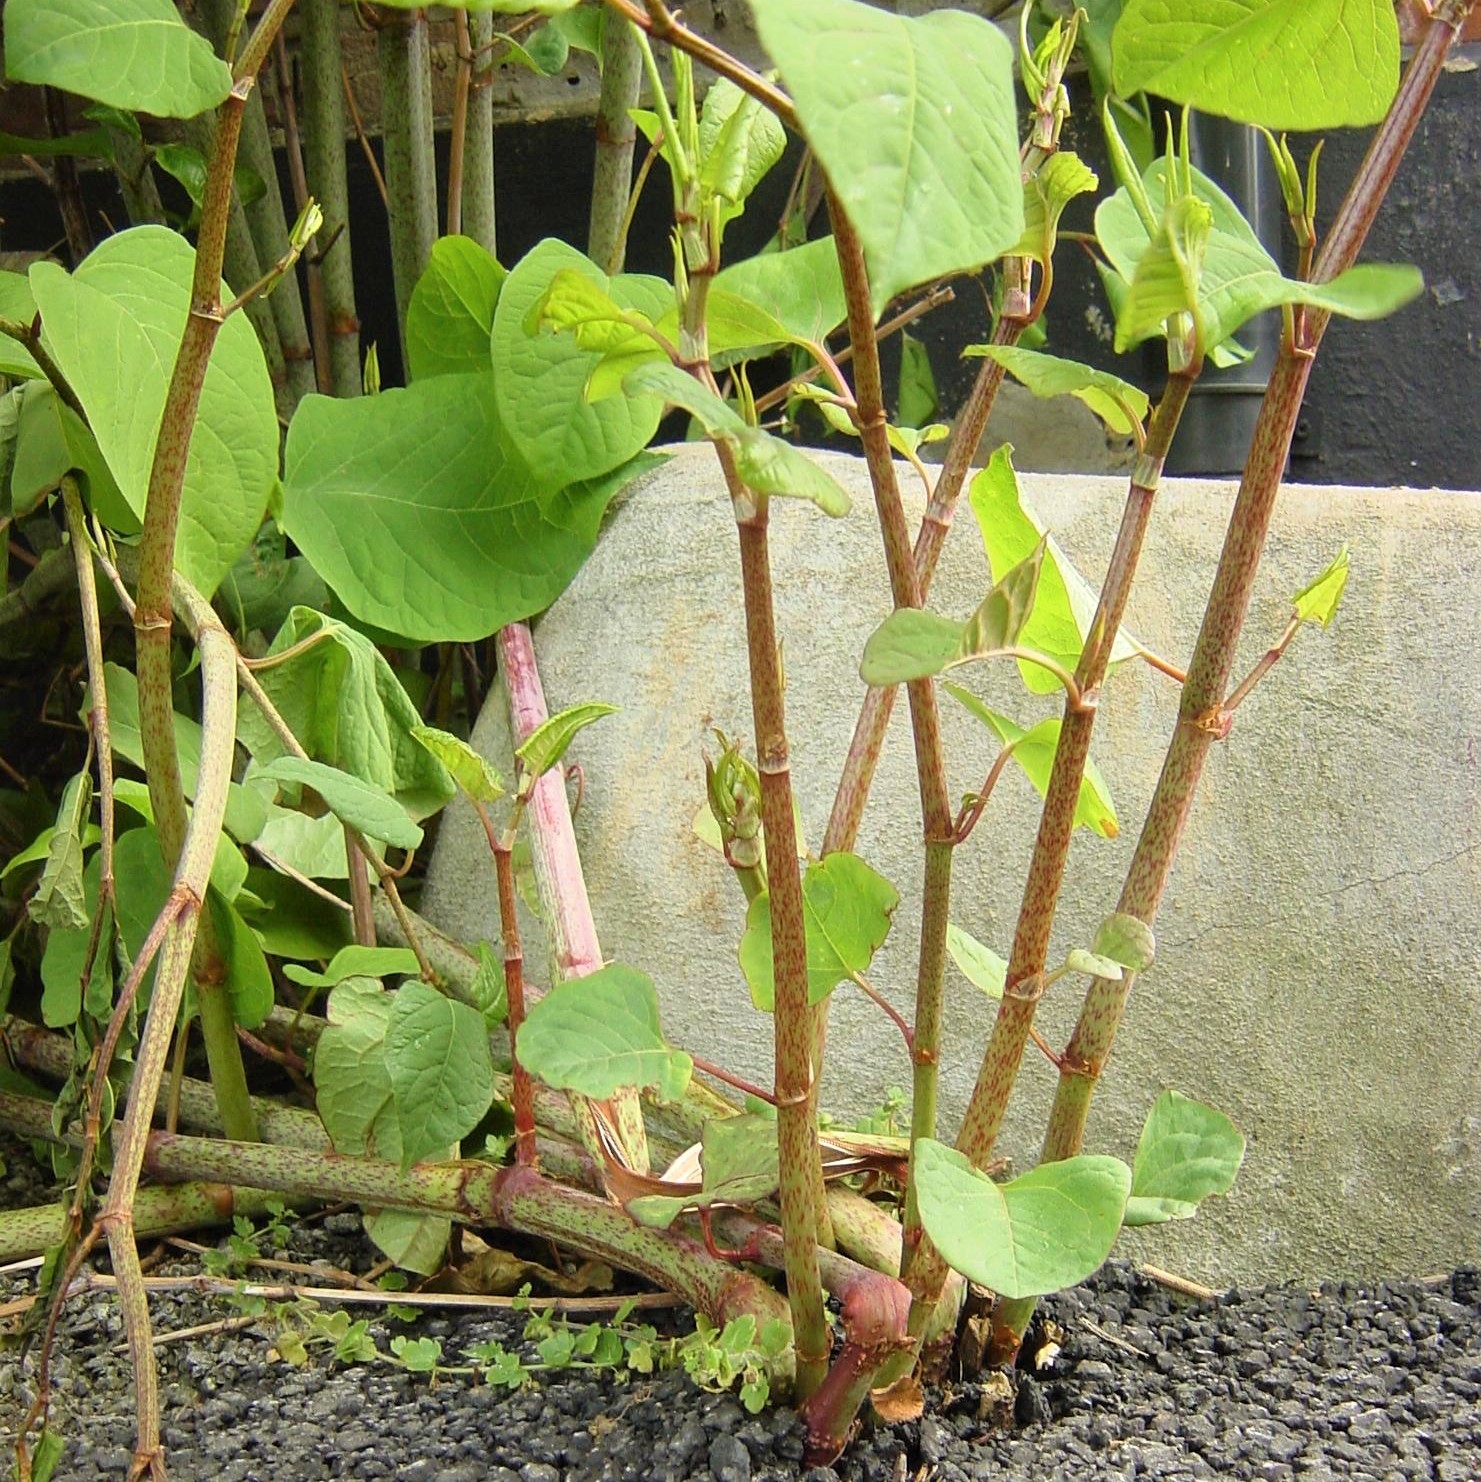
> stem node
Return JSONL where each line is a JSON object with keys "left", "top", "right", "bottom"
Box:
{"left": 1188, "top": 705, "right": 1234, "bottom": 739}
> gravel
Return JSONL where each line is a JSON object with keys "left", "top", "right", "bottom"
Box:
{"left": 3, "top": 1152, "right": 1478, "bottom": 1481}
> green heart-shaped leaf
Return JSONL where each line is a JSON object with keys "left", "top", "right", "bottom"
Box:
{"left": 4, "top": 0, "right": 231, "bottom": 119}
{"left": 1124, "top": 1090, "right": 1244, "bottom": 1227}
{"left": 518, "top": 964, "right": 693, "bottom": 1103}
{"left": 1112, "top": 0, "right": 1400, "bottom": 131}
{"left": 751, "top": 0, "right": 1022, "bottom": 315}
{"left": 915, "top": 1140, "right": 1130, "bottom": 1298}
{"left": 739, "top": 853, "right": 898, "bottom": 1010}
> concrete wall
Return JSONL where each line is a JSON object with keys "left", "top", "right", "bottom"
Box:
{"left": 423, "top": 446, "right": 1481, "bottom": 1287}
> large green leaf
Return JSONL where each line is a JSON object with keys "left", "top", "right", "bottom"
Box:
{"left": 234, "top": 868, "right": 354, "bottom": 962}
{"left": 1112, "top": 0, "right": 1400, "bottom": 130}
{"left": 4, "top": 0, "right": 232, "bottom": 119}
{"left": 281, "top": 377, "right": 658, "bottom": 641}
{"left": 252, "top": 808, "right": 350, "bottom": 881}
{"left": 711, "top": 238, "right": 848, "bottom": 347}
{"left": 256, "top": 757, "right": 423, "bottom": 853}
{"left": 315, "top": 981, "right": 399, "bottom": 1158}
{"left": 517, "top": 964, "right": 693, "bottom": 1103}
{"left": 313, "top": 976, "right": 488, "bottom": 1269}
{"left": 1096, "top": 160, "right": 1423, "bottom": 356}
{"left": 915, "top": 1141, "right": 1130, "bottom": 1298}
{"left": 629, "top": 1115, "right": 782, "bottom": 1229}
{"left": 963, "top": 346, "right": 1149, "bottom": 437}
{"left": 750, "top": 0, "right": 1022, "bottom": 316}
{"left": 945, "top": 686, "right": 1119, "bottom": 839}
{"left": 406, "top": 235, "right": 505, "bottom": 381}
{"left": 739, "top": 852, "right": 898, "bottom": 1011}
{"left": 9, "top": 383, "right": 126, "bottom": 523}
{"left": 235, "top": 609, "right": 455, "bottom": 822}
{"left": 39, "top": 827, "right": 171, "bottom": 1028}
{"left": 969, "top": 446, "right": 1142, "bottom": 693}
{"left": 493, "top": 239, "right": 668, "bottom": 485}
{"left": 30, "top": 227, "right": 276, "bottom": 595}
{"left": 1124, "top": 1090, "right": 1245, "bottom": 1227}
{"left": 101, "top": 663, "right": 267, "bottom": 844}
{"left": 623, "top": 363, "right": 850, "bottom": 516}
{"left": 385, "top": 980, "right": 496, "bottom": 1167}
{"left": 207, "top": 886, "right": 274, "bottom": 1030}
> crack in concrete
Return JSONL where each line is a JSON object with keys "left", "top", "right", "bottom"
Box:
{"left": 1162, "top": 840, "right": 1481, "bottom": 955}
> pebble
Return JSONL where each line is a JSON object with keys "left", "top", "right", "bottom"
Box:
{"left": 710, "top": 1431, "right": 752, "bottom": 1482}
{"left": 1, "top": 1163, "right": 1473, "bottom": 1482}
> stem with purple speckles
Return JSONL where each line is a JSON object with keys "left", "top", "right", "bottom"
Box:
{"left": 1041, "top": 0, "right": 1471, "bottom": 1167}
{"left": 984, "top": 2, "right": 1476, "bottom": 1365}
{"left": 899, "top": 363, "right": 1199, "bottom": 1325}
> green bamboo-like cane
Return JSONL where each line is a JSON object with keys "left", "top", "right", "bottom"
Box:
{"left": 460, "top": 10, "right": 498, "bottom": 254}
{"left": 824, "top": 201, "right": 958, "bottom": 1299}
{"left": 141, "top": 112, "right": 276, "bottom": 1152}
{"left": 0, "top": 1177, "right": 294, "bottom": 1265}
{"left": 725, "top": 456, "right": 831, "bottom": 1398}
{"left": 104, "top": 601, "right": 240, "bottom": 1474}
{"left": 588, "top": 15, "right": 643, "bottom": 272}
{"left": 378, "top": 8, "right": 439, "bottom": 368}
{"left": 300, "top": 0, "right": 362, "bottom": 397}
{"left": 103, "top": 120, "right": 165, "bottom": 226}
{"left": 195, "top": 0, "right": 317, "bottom": 408}
{"left": 890, "top": 367, "right": 1197, "bottom": 1333}
{"left": 0, "top": 1084, "right": 794, "bottom": 1393}
{"left": 631, "top": 15, "right": 834, "bottom": 1393}
{"left": 132, "top": 1128, "right": 795, "bottom": 1384}
{"left": 642, "top": 28, "right": 833, "bottom": 1387}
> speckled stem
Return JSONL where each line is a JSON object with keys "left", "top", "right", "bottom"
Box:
{"left": 301, "top": 0, "right": 362, "bottom": 397}
{"left": 134, "top": 1132, "right": 795, "bottom": 1389}
{"left": 893, "top": 369, "right": 1197, "bottom": 1328}
{"left": 1040, "top": 6, "right": 1469, "bottom": 1171}
{"left": 588, "top": 17, "right": 644, "bottom": 272}
{"left": 460, "top": 10, "right": 498, "bottom": 254}
{"left": 825, "top": 199, "right": 960, "bottom": 1301}
{"left": 378, "top": 9, "right": 439, "bottom": 367}
{"left": 197, "top": 0, "right": 316, "bottom": 407}
{"left": 724, "top": 448, "right": 830, "bottom": 1400}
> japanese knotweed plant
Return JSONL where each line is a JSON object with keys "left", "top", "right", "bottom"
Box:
{"left": 0, "top": 0, "right": 1471, "bottom": 1477}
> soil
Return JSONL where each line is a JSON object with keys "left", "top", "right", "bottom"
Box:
{"left": 2, "top": 1142, "right": 1478, "bottom": 1482}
